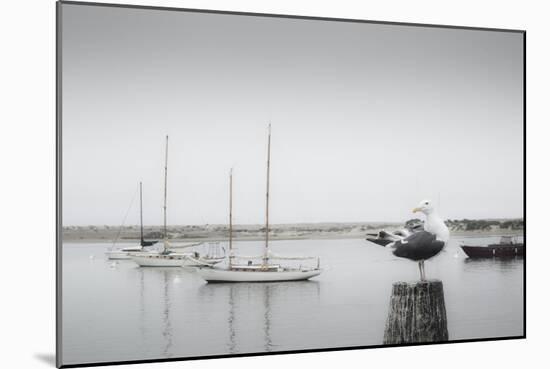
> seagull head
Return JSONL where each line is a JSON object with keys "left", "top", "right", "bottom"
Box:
{"left": 413, "top": 199, "right": 434, "bottom": 215}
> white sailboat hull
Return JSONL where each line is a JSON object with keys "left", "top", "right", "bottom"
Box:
{"left": 195, "top": 267, "right": 322, "bottom": 282}
{"left": 130, "top": 253, "right": 187, "bottom": 267}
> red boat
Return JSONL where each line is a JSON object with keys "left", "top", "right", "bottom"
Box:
{"left": 461, "top": 236, "right": 524, "bottom": 258}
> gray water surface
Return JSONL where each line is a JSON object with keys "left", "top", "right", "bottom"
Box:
{"left": 61, "top": 236, "right": 524, "bottom": 365}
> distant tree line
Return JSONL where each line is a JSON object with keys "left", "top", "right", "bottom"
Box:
{"left": 445, "top": 219, "right": 524, "bottom": 231}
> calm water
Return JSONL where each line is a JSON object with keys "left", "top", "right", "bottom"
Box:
{"left": 62, "top": 236, "right": 524, "bottom": 365}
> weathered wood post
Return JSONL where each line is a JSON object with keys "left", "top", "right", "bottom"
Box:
{"left": 383, "top": 280, "right": 448, "bottom": 344}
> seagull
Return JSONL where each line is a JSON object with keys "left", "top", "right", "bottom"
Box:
{"left": 387, "top": 199, "right": 450, "bottom": 280}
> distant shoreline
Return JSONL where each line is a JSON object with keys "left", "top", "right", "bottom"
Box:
{"left": 62, "top": 218, "right": 524, "bottom": 244}
{"left": 62, "top": 229, "right": 524, "bottom": 244}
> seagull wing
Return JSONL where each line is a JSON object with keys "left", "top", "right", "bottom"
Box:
{"left": 380, "top": 230, "right": 405, "bottom": 241}
{"left": 392, "top": 231, "right": 445, "bottom": 261}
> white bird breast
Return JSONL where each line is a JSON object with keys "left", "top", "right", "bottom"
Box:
{"left": 425, "top": 213, "right": 450, "bottom": 242}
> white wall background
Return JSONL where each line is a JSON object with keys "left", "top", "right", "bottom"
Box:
{"left": 0, "top": 0, "right": 546, "bottom": 368}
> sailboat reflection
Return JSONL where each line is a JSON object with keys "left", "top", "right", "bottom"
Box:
{"left": 199, "top": 281, "right": 320, "bottom": 354}
{"left": 135, "top": 267, "right": 184, "bottom": 357}
{"left": 263, "top": 284, "right": 272, "bottom": 352}
{"left": 463, "top": 257, "right": 524, "bottom": 274}
{"left": 161, "top": 270, "right": 173, "bottom": 357}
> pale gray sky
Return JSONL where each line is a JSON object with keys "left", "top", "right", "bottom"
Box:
{"left": 61, "top": 3, "right": 524, "bottom": 226}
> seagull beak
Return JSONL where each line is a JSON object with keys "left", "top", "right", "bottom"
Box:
{"left": 412, "top": 207, "right": 421, "bottom": 213}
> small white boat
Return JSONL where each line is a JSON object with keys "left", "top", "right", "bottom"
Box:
{"left": 196, "top": 125, "right": 322, "bottom": 283}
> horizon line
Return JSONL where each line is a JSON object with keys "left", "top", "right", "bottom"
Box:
{"left": 62, "top": 217, "right": 525, "bottom": 228}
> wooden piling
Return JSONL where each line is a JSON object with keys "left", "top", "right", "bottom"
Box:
{"left": 383, "top": 280, "right": 448, "bottom": 344}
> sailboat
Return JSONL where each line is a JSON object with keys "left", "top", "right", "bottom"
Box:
{"left": 129, "top": 136, "right": 225, "bottom": 267}
{"left": 196, "top": 125, "right": 322, "bottom": 282}
{"left": 106, "top": 182, "right": 158, "bottom": 260}
{"left": 130, "top": 136, "right": 188, "bottom": 267}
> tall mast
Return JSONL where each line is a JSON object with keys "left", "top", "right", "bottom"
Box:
{"left": 229, "top": 168, "right": 233, "bottom": 268}
{"left": 263, "top": 124, "right": 271, "bottom": 267}
{"left": 139, "top": 181, "right": 144, "bottom": 245}
{"left": 163, "top": 135, "right": 168, "bottom": 252}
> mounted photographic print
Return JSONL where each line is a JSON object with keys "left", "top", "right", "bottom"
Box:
{"left": 56, "top": 1, "right": 525, "bottom": 367}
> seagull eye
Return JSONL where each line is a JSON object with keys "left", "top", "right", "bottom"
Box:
{"left": 424, "top": 202, "right": 429, "bottom": 205}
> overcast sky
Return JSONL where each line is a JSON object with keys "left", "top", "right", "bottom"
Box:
{"left": 61, "top": 3, "right": 523, "bottom": 226}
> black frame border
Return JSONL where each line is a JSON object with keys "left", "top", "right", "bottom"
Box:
{"left": 56, "top": 1, "right": 526, "bottom": 367}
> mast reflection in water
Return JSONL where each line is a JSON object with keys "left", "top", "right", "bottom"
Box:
{"left": 198, "top": 281, "right": 321, "bottom": 354}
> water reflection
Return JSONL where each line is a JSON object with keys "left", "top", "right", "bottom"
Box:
{"left": 162, "top": 271, "right": 173, "bottom": 357}
{"left": 139, "top": 270, "right": 145, "bottom": 346}
{"left": 62, "top": 240, "right": 524, "bottom": 364}
{"left": 199, "top": 281, "right": 321, "bottom": 354}
{"left": 133, "top": 267, "right": 185, "bottom": 358}
{"left": 263, "top": 284, "right": 272, "bottom": 352}
{"left": 463, "top": 257, "right": 524, "bottom": 273}
{"left": 228, "top": 285, "right": 236, "bottom": 353}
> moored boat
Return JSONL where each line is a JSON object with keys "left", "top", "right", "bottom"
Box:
{"left": 129, "top": 136, "right": 224, "bottom": 268}
{"left": 197, "top": 264, "right": 321, "bottom": 283}
{"left": 196, "top": 125, "right": 322, "bottom": 283}
{"left": 460, "top": 236, "right": 524, "bottom": 258}
{"left": 130, "top": 136, "right": 190, "bottom": 267}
